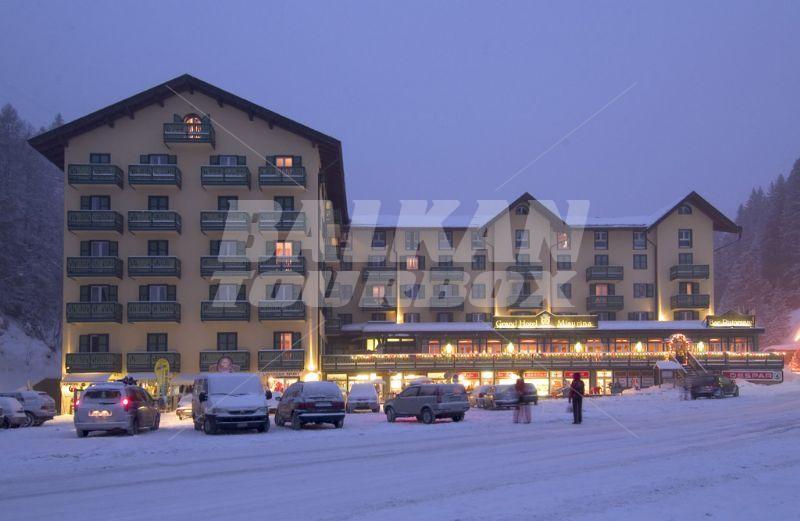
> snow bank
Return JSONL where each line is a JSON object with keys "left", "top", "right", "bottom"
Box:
{"left": 0, "top": 314, "right": 58, "bottom": 390}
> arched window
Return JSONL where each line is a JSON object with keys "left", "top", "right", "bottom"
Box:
{"left": 515, "top": 205, "right": 529, "bottom": 215}
{"left": 183, "top": 114, "right": 203, "bottom": 139}
{"left": 677, "top": 204, "right": 692, "bottom": 215}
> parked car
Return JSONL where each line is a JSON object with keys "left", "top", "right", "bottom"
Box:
{"left": 691, "top": 375, "right": 739, "bottom": 399}
{"left": 274, "top": 381, "right": 345, "bottom": 430}
{"left": 74, "top": 383, "right": 160, "bottom": 437}
{"left": 469, "top": 385, "right": 492, "bottom": 408}
{"left": 0, "top": 391, "right": 56, "bottom": 427}
{"left": 484, "top": 384, "right": 538, "bottom": 409}
{"left": 346, "top": 383, "right": 380, "bottom": 413}
{"left": 175, "top": 393, "right": 193, "bottom": 420}
{"left": 193, "top": 373, "right": 271, "bottom": 435}
{"left": 0, "top": 397, "right": 26, "bottom": 428}
{"left": 384, "top": 384, "right": 469, "bottom": 424}
{"left": 267, "top": 391, "right": 282, "bottom": 414}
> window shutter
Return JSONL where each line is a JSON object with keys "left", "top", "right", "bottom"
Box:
{"left": 237, "top": 285, "right": 246, "bottom": 301}
{"left": 292, "top": 241, "right": 302, "bottom": 256}
{"left": 236, "top": 155, "right": 246, "bottom": 165}
{"left": 139, "top": 285, "right": 149, "bottom": 302}
{"left": 79, "top": 335, "right": 88, "bottom": 352}
{"left": 210, "top": 240, "right": 220, "bottom": 256}
{"left": 608, "top": 285, "right": 615, "bottom": 296}
{"left": 418, "top": 256, "right": 425, "bottom": 269}
{"left": 167, "top": 285, "right": 176, "bottom": 301}
{"left": 293, "top": 156, "right": 302, "bottom": 167}
{"left": 266, "top": 284, "right": 275, "bottom": 298}
{"left": 80, "top": 196, "right": 91, "bottom": 210}
{"left": 80, "top": 241, "right": 90, "bottom": 256}
{"left": 647, "top": 284, "right": 654, "bottom": 298}
{"left": 209, "top": 155, "right": 219, "bottom": 165}
{"left": 79, "top": 286, "right": 90, "bottom": 302}
{"left": 139, "top": 154, "right": 149, "bottom": 164}
{"left": 265, "top": 241, "right": 276, "bottom": 256}
{"left": 173, "top": 114, "right": 182, "bottom": 123}
{"left": 292, "top": 284, "right": 301, "bottom": 300}
{"left": 209, "top": 284, "right": 218, "bottom": 301}
{"left": 273, "top": 332, "right": 281, "bottom": 349}
{"left": 291, "top": 332, "right": 301, "bottom": 349}
{"left": 108, "top": 285, "right": 118, "bottom": 302}
{"left": 109, "top": 241, "right": 118, "bottom": 257}
{"left": 167, "top": 155, "right": 177, "bottom": 165}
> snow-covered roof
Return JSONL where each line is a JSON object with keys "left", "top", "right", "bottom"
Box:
{"left": 61, "top": 373, "right": 113, "bottom": 384}
{"left": 655, "top": 360, "right": 685, "bottom": 371}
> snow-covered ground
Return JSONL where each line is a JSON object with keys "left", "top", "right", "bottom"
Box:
{"left": 0, "top": 315, "right": 58, "bottom": 390}
{"left": 1, "top": 377, "right": 798, "bottom": 521}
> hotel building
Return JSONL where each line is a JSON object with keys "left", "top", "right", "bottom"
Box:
{"left": 29, "top": 75, "right": 782, "bottom": 411}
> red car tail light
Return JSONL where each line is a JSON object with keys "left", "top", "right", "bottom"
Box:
{"left": 121, "top": 397, "right": 131, "bottom": 410}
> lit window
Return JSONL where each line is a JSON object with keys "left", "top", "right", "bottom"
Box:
{"left": 557, "top": 232, "right": 570, "bottom": 250}
{"left": 277, "top": 332, "right": 293, "bottom": 351}
{"left": 405, "top": 256, "right": 419, "bottom": 270}
{"left": 371, "top": 285, "right": 385, "bottom": 298}
{"left": 275, "top": 156, "right": 293, "bottom": 169}
{"left": 184, "top": 114, "right": 202, "bottom": 139}
{"left": 275, "top": 241, "right": 293, "bottom": 257}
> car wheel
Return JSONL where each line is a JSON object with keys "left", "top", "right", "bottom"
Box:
{"left": 452, "top": 413, "right": 464, "bottom": 422}
{"left": 127, "top": 418, "right": 140, "bottom": 436}
{"left": 291, "top": 413, "right": 303, "bottom": 431}
{"left": 274, "top": 413, "right": 285, "bottom": 427}
{"left": 153, "top": 413, "right": 161, "bottom": 431}
{"left": 733, "top": 386, "right": 739, "bottom": 397}
{"left": 23, "top": 412, "right": 35, "bottom": 428}
{"left": 421, "top": 408, "right": 435, "bottom": 424}
{"left": 193, "top": 416, "right": 202, "bottom": 431}
{"left": 203, "top": 417, "right": 217, "bottom": 435}
{"left": 691, "top": 394, "right": 697, "bottom": 400}
{"left": 257, "top": 418, "right": 269, "bottom": 433}
{"left": 334, "top": 418, "right": 344, "bottom": 429}
{"left": 1, "top": 417, "right": 9, "bottom": 429}
{"left": 385, "top": 406, "right": 396, "bottom": 423}
{"left": 714, "top": 388, "right": 724, "bottom": 399}
{"left": 76, "top": 429, "right": 88, "bottom": 438}
{"left": 372, "top": 406, "right": 380, "bottom": 413}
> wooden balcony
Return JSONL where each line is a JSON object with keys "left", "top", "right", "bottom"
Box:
{"left": 65, "top": 302, "right": 123, "bottom": 323}
{"left": 67, "top": 211, "right": 123, "bottom": 233}
{"left": 66, "top": 257, "right": 123, "bottom": 278}
{"left": 359, "top": 296, "right": 397, "bottom": 310}
{"left": 200, "top": 301, "right": 251, "bottom": 321}
{"left": 586, "top": 266, "right": 624, "bottom": 281}
{"left": 65, "top": 352, "right": 122, "bottom": 373}
{"left": 199, "top": 351, "right": 250, "bottom": 372}
{"left": 257, "top": 211, "right": 306, "bottom": 231}
{"left": 127, "top": 301, "right": 181, "bottom": 323}
{"left": 67, "top": 164, "right": 123, "bottom": 188}
{"left": 669, "top": 264, "right": 710, "bottom": 280}
{"left": 200, "top": 256, "right": 252, "bottom": 277}
{"left": 258, "top": 349, "right": 304, "bottom": 370}
{"left": 163, "top": 122, "right": 215, "bottom": 146}
{"left": 200, "top": 211, "right": 250, "bottom": 232}
{"left": 126, "top": 351, "right": 181, "bottom": 372}
{"left": 258, "top": 300, "right": 306, "bottom": 320}
{"left": 258, "top": 256, "right": 305, "bottom": 275}
{"left": 128, "top": 211, "right": 182, "bottom": 233}
{"left": 586, "top": 295, "right": 624, "bottom": 311}
{"left": 128, "top": 165, "right": 182, "bottom": 188}
{"left": 127, "top": 256, "right": 181, "bottom": 278}
{"left": 200, "top": 166, "right": 251, "bottom": 188}
{"left": 670, "top": 294, "right": 710, "bottom": 309}
{"left": 258, "top": 165, "right": 306, "bottom": 187}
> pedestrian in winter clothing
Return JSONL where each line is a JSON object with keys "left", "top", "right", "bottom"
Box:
{"left": 568, "top": 372, "right": 585, "bottom": 424}
{"left": 513, "top": 378, "right": 531, "bottom": 424}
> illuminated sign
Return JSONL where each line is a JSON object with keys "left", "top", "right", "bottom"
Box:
{"left": 722, "top": 370, "right": 782, "bottom": 382}
{"left": 706, "top": 311, "right": 755, "bottom": 328}
{"left": 493, "top": 311, "right": 597, "bottom": 330}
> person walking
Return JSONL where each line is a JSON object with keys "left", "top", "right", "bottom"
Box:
{"left": 568, "top": 372, "right": 585, "bottom": 424}
{"left": 513, "top": 377, "right": 531, "bottom": 424}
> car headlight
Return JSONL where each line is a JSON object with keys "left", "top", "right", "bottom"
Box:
{"left": 256, "top": 407, "right": 267, "bottom": 414}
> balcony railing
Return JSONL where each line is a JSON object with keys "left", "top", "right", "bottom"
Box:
{"left": 200, "top": 211, "right": 250, "bottom": 232}
{"left": 430, "top": 267, "right": 465, "bottom": 281}
{"left": 361, "top": 266, "right": 395, "bottom": 281}
{"left": 258, "top": 256, "right": 305, "bottom": 275}
{"left": 359, "top": 296, "right": 397, "bottom": 310}
{"left": 127, "top": 256, "right": 181, "bottom": 278}
{"left": 126, "top": 351, "right": 181, "bottom": 373}
{"left": 429, "top": 295, "right": 465, "bottom": 309}
{"left": 257, "top": 211, "right": 306, "bottom": 231}
{"left": 670, "top": 294, "right": 710, "bottom": 309}
{"left": 163, "top": 122, "right": 215, "bottom": 146}
{"left": 66, "top": 257, "right": 123, "bottom": 278}
{"left": 128, "top": 165, "right": 182, "bottom": 188}
{"left": 201, "top": 166, "right": 251, "bottom": 188}
{"left": 586, "top": 295, "right": 624, "bottom": 311}
{"left": 258, "top": 165, "right": 306, "bottom": 187}
{"left": 200, "top": 301, "right": 251, "bottom": 321}
{"left": 508, "top": 294, "right": 545, "bottom": 309}
{"left": 325, "top": 318, "right": 342, "bottom": 335}
{"left": 66, "top": 302, "right": 123, "bottom": 323}
{"left": 506, "top": 263, "right": 544, "bottom": 279}
{"left": 258, "top": 349, "right": 304, "bottom": 370}
{"left": 67, "top": 164, "right": 123, "bottom": 188}
{"left": 586, "top": 266, "right": 624, "bottom": 281}
{"left": 67, "top": 211, "right": 123, "bottom": 233}
{"left": 258, "top": 300, "right": 306, "bottom": 320}
{"left": 669, "top": 264, "right": 710, "bottom": 280}
{"left": 65, "top": 352, "right": 122, "bottom": 373}
{"left": 200, "top": 256, "right": 252, "bottom": 277}
{"left": 199, "top": 350, "right": 250, "bottom": 372}
{"left": 127, "top": 301, "right": 181, "bottom": 323}
{"left": 128, "top": 211, "right": 182, "bottom": 233}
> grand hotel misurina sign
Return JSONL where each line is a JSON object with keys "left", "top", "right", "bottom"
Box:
{"left": 493, "top": 311, "right": 598, "bottom": 330}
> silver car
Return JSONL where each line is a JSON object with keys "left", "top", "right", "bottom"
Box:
{"left": 0, "top": 397, "right": 26, "bottom": 428}
{"left": 346, "top": 383, "right": 380, "bottom": 413}
{"left": 74, "top": 383, "right": 161, "bottom": 437}
{"left": 384, "top": 384, "right": 469, "bottom": 424}
{"left": 0, "top": 391, "right": 56, "bottom": 427}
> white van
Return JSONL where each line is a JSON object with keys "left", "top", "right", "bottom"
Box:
{"left": 192, "top": 373, "right": 271, "bottom": 435}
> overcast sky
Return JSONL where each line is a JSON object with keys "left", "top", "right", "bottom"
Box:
{"left": 2, "top": 1, "right": 799, "bottom": 218}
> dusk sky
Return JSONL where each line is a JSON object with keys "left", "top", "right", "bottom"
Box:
{"left": 2, "top": 1, "right": 799, "bottom": 218}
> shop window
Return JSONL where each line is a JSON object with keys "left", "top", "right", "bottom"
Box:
{"left": 633, "top": 254, "right": 648, "bottom": 270}
{"left": 217, "top": 332, "right": 237, "bottom": 351}
{"left": 146, "top": 333, "right": 168, "bottom": 352}
{"left": 79, "top": 334, "right": 109, "bottom": 353}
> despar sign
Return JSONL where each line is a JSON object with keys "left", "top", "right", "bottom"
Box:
{"left": 722, "top": 370, "right": 783, "bottom": 382}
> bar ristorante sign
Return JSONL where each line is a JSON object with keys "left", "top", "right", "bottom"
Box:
{"left": 705, "top": 310, "right": 756, "bottom": 328}
{"left": 493, "top": 311, "right": 598, "bottom": 330}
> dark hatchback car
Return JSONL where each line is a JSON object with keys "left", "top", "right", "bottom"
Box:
{"left": 690, "top": 375, "right": 739, "bottom": 399}
{"left": 274, "top": 381, "right": 346, "bottom": 430}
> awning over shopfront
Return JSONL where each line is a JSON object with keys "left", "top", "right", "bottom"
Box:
{"left": 61, "top": 373, "right": 113, "bottom": 384}
{"left": 125, "top": 372, "right": 156, "bottom": 381}
{"left": 170, "top": 373, "right": 198, "bottom": 386}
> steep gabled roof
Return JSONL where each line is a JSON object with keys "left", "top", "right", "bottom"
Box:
{"left": 27, "top": 73, "right": 349, "bottom": 222}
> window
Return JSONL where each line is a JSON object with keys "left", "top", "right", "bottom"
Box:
{"left": 633, "top": 231, "right": 647, "bottom": 250}
{"left": 148, "top": 240, "right": 168, "bottom": 257}
{"left": 515, "top": 230, "right": 529, "bottom": 249}
{"left": 184, "top": 114, "right": 203, "bottom": 138}
{"left": 217, "top": 196, "right": 238, "bottom": 211}
{"left": 678, "top": 229, "right": 693, "bottom": 248}
{"left": 274, "top": 240, "right": 295, "bottom": 257}
{"left": 370, "top": 285, "right": 386, "bottom": 299}
{"left": 471, "top": 254, "right": 486, "bottom": 270}
{"left": 274, "top": 332, "right": 300, "bottom": 350}
{"left": 404, "top": 231, "right": 420, "bottom": 251}
{"left": 633, "top": 254, "right": 648, "bottom": 270}
{"left": 371, "top": 230, "right": 386, "bottom": 248}
{"left": 79, "top": 334, "right": 109, "bottom": 353}
{"left": 466, "top": 313, "right": 489, "bottom": 322}
{"left": 633, "top": 283, "right": 654, "bottom": 298}
{"left": 273, "top": 196, "right": 294, "bottom": 212}
{"left": 557, "top": 283, "right": 572, "bottom": 299}
{"left": 515, "top": 253, "right": 531, "bottom": 265}
{"left": 678, "top": 204, "right": 693, "bottom": 215}
{"left": 210, "top": 283, "right": 244, "bottom": 301}
{"left": 557, "top": 232, "right": 571, "bottom": 250}
{"left": 89, "top": 153, "right": 110, "bottom": 164}
{"left": 367, "top": 255, "right": 386, "bottom": 267}
{"left": 402, "top": 284, "right": 424, "bottom": 299}
{"left": 436, "top": 312, "right": 453, "bottom": 323}
{"left": 471, "top": 230, "right": 485, "bottom": 249}
{"left": 217, "top": 332, "right": 237, "bottom": 351}
{"left": 628, "top": 311, "right": 653, "bottom": 321}
{"left": 556, "top": 254, "right": 572, "bottom": 270}
{"left": 438, "top": 230, "right": 453, "bottom": 250}
{"left": 139, "top": 284, "right": 175, "bottom": 302}
{"left": 679, "top": 282, "right": 700, "bottom": 295}
{"left": 211, "top": 240, "right": 244, "bottom": 256}
{"left": 211, "top": 155, "right": 245, "bottom": 166}
{"left": 146, "top": 333, "right": 168, "bottom": 352}
{"left": 678, "top": 253, "right": 694, "bottom": 265}
{"left": 80, "top": 240, "right": 116, "bottom": 257}
{"left": 471, "top": 284, "right": 486, "bottom": 299}
{"left": 274, "top": 156, "right": 296, "bottom": 169}
{"left": 515, "top": 204, "right": 529, "bottom": 215}
{"left": 594, "top": 231, "right": 608, "bottom": 250}
{"left": 80, "top": 195, "right": 110, "bottom": 210}
{"left": 435, "top": 284, "right": 457, "bottom": 297}
{"left": 674, "top": 310, "right": 699, "bottom": 320}
{"left": 338, "top": 284, "right": 354, "bottom": 301}
{"left": 438, "top": 255, "right": 453, "bottom": 267}
{"left": 590, "top": 283, "right": 613, "bottom": 296}
{"left": 403, "top": 255, "right": 423, "bottom": 271}
{"left": 594, "top": 254, "right": 609, "bottom": 266}
{"left": 338, "top": 313, "right": 353, "bottom": 325}
{"left": 80, "top": 285, "right": 117, "bottom": 303}
{"left": 268, "top": 283, "right": 299, "bottom": 301}
{"left": 341, "top": 255, "right": 353, "bottom": 270}
{"left": 404, "top": 313, "right": 421, "bottom": 323}
{"left": 596, "top": 312, "right": 616, "bottom": 321}
{"left": 371, "top": 312, "right": 387, "bottom": 321}
{"left": 148, "top": 196, "right": 169, "bottom": 211}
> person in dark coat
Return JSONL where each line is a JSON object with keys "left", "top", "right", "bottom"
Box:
{"left": 568, "top": 372, "right": 585, "bottom": 424}
{"left": 513, "top": 377, "right": 531, "bottom": 423}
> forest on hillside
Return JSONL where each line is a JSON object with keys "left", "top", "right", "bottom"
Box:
{"left": 715, "top": 159, "right": 800, "bottom": 346}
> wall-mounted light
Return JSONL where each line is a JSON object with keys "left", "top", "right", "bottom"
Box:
{"left": 635, "top": 341, "right": 644, "bottom": 352}
{"left": 506, "top": 342, "right": 515, "bottom": 354}
{"left": 574, "top": 341, "right": 583, "bottom": 353}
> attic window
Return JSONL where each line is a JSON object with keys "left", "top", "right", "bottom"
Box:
{"left": 678, "top": 204, "right": 692, "bottom": 215}
{"left": 184, "top": 114, "right": 203, "bottom": 139}
{"left": 515, "top": 205, "right": 529, "bottom": 215}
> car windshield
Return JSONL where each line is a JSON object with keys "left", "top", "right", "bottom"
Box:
{"left": 696, "top": 376, "right": 718, "bottom": 385}
{"left": 84, "top": 389, "right": 121, "bottom": 400}
{"left": 349, "top": 384, "right": 376, "bottom": 397}
{"left": 303, "top": 382, "right": 342, "bottom": 399}
{"left": 208, "top": 376, "right": 264, "bottom": 396}
{"left": 178, "top": 394, "right": 192, "bottom": 405}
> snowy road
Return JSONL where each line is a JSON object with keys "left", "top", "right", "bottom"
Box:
{"left": 1, "top": 380, "right": 798, "bottom": 521}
